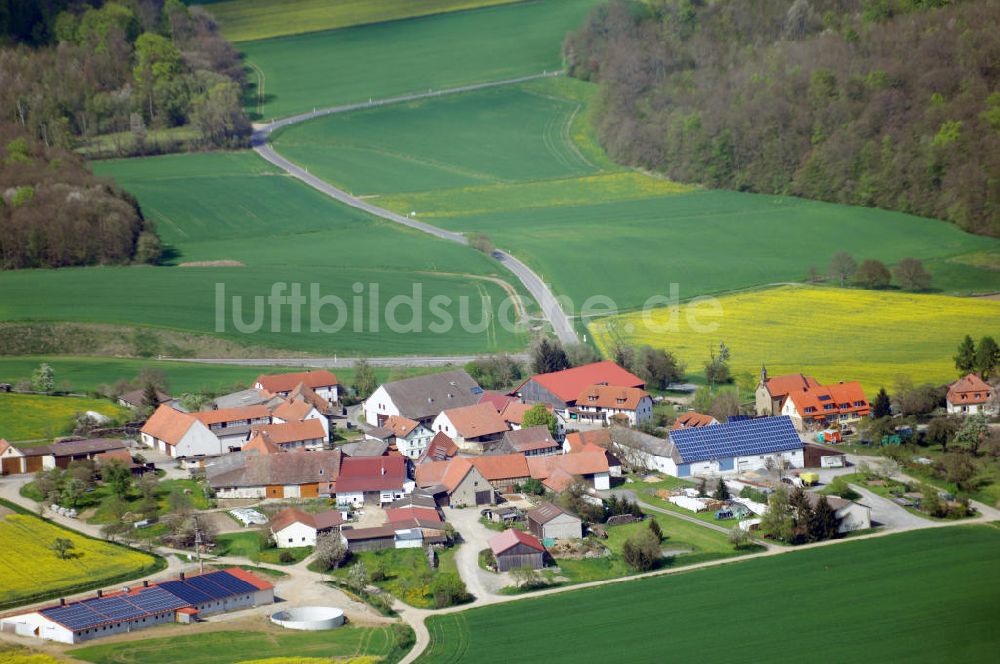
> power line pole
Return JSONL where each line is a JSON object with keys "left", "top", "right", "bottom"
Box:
{"left": 193, "top": 515, "right": 204, "bottom": 575}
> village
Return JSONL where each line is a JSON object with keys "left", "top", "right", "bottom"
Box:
{"left": 1, "top": 352, "right": 997, "bottom": 655}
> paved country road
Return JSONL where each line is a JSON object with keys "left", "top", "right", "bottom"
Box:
{"left": 170, "top": 354, "right": 529, "bottom": 368}
{"left": 251, "top": 72, "right": 580, "bottom": 347}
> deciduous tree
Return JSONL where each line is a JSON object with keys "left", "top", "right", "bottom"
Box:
{"left": 893, "top": 257, "right": 931, "bottom": 291}
{"left": 853, "top": 259, "right": 891, "bottom": 289}
{"left": 828, "top": 252, "right": 857, "bottom": 287}
{"left": 522, "top": 403, "right": 559, "bottom": 437}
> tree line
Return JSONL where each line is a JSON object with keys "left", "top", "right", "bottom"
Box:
{"left": 0, "top": 126, "right": 161, "bottom": 268}
{"left": 0, "top": 0, "right": 250, "bottom": 156}
{"left": 563, "top": 0, "right": 1000, "bottom": 237}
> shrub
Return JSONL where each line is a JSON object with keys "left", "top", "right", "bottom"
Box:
{"left": 622, "top": 528, "right": 661, "bottom": 572}
{"left": 278, "top": 551, "right": 294, "bottom": 563}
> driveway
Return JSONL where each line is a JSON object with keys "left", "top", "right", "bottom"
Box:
{"left": 442, "top": 506, "right": 507, "bottom": 600}
{"left": 843, "top": 483, "right": 931, "bottom": 530}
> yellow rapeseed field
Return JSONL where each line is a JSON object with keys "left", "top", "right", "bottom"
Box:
{"left": 589, "top": 285, "right": 1000, "bottom": 395}
{"left": 0, "top": 513, "right": 155, "bottom": 605}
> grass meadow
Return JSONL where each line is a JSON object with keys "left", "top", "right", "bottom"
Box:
{"left": 0, "top": 152, "right": 527, "bottom": 357}
{"left": 418, "top": 526, "right": 1000, "bottom": 663}
{"left": 0, "top": 356, "right": 448, "bottom": 396}
{"left": 0, "top": 393, "right": 127, "bottom": 442}
{"left": 0, "top": 508, "right": 159, "bottom": 608}
{"left": 238, "top": 0, "right": 602, "bottom": 119}
{"left": 589, "top": 285, "right": 1000, "bottom": 394}
{"left": 197, "top": 0, "right": 523, "bottom": 42}
{"left": 68, "top": 624, "right": 412, "bottom": 664}
{"left": 276, "top": 79, "right": 1000, "bottom": 311}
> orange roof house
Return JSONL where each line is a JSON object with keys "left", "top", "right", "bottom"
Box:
{"left": 671, "top": 411, "right": 719, "bottom": 430}
{"left": 756, "top": 366, "right": 869, "bottom": 430}
{"left": 512, "top": 361, "right": 644, "bottom": 410}
{"left": 432, "top": 402, "right": 509, "bottom": 452}
{"left": 527, "top": 447, "right": 611, "bottom": 491}
{"left": 141, "top": 405, "right": 222, "bottom": 458}
{"left": 255, "top": 370, "right": 339, "bottom": 396}
{"left": 418, "top": 431, "right": 459, "bottom": 464}
{"left": 947, "top": 374, "right": 995, "bottom": 415}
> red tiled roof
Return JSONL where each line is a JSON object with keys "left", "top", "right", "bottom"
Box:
{"left": 256, "top": 370, "right": 338, "bottom": 394}
{"left": 414, "top": 460, "right": 449, "bottom": 487}
{"left": 786, "top": 382, "right": 869, "bottom": 420}
{"left": 223, "top": 566, "right": 274, "bottom": 591}
{"left": 527, "top": 449, "right": 609, "bottom": 482}
{"left": 948, "top": 374, "right": 993, "bottom": 405}
{"left": 479, "top": 391, "right": 517, "bottom": 411}
{"left": 251, "top": 419, "right": 325, "bottom": 444}
{"left": 336, "top": 456, "right": 408, "bottom": 493}
{"left": 513, "top": 361, "right": 644, "bottom": 403}
{"left": 470, "top": 454, "right": 530, "bottom": 482}
{"left": 0, "top": 439, "right": 11, "bottom": 455}
{"left": 271, "top": 507, "right": 343, "bottom": 533}
{"left": 439, "top": 403, "right": 509, "bottom": 439}
{"left": 385, "top": 507, "right": 442, "bottom": 523}
{"left": 141, "top": 405, "right": 197, "bottom": 446}
{"left": 576, "top": 384, "right": 650, "bottom": 410}
{"left": 384, "top": 415, "right": 421, "bottom": 438}
{"left": 95, "top": 449, "right": 133, "bottom": 464}
{"left": 564, "top": 429, "right": 611, "bottom": 453}
{"left": 271, "top": 399, "right": 313, "bottom": 423}
{"left": 419, "top": 431, "right": 459, "bottom": 463}
{"left": 764, "top": 374, "right": 821, "bottom": 398}
{"left": 244, "top": 432, "right": 282, "bottom": 455}
{"left": 193, "top": 405, "right": 270, "bottom": 426}
{"left": 671, "top": 412, "right": 718, "bottom": 430}
{"left": 489, "top": 528, "right": 544, "bottom": 555}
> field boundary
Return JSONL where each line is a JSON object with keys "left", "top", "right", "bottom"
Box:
{"left": 252, "top": 71, "right": 579, "bottom": 345}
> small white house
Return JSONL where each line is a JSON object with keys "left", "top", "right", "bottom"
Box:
{"left": 379, "top": 415, "right": 434, "bottom": 459}
{"left": 946, "top": 374, "right": 996, "bottom": 416}
{"left": 270, "top": 508, "right": 344, "bottom": 548}
{"left": 140, "top": 405, "right": 221, "bottom": 459}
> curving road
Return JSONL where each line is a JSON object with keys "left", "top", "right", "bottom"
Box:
{"left": 251, "top": 73, "right": 579, "bottom": 346}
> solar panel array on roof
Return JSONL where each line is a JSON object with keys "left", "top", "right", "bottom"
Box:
{"left": 157, "top": 580, "right": 213, "bottom": 606}
{"left": 42, "top": 604, "right": 106, "bottom": 631}
{"left": 206, "top": 570, "right": 257, "bottom": 596}
{"left": 669, "top": 415, "right": 802, "bottom": 464}
{"left": 128, "top": 586, "right": 188, "bottom": 613}
{"left": 84, "top": 597, "right": 145, "bottom": 621}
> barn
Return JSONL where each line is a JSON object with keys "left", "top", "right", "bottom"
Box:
{"left": 526, "top": 502, "right": 583, "bottom": 541}
{"left": 489, "top": 529, "right": 545, "bottom": 572}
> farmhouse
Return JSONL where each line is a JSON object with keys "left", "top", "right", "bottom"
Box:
{"left": 415, "top": 457, "right": 495, "bottom": 506}
{"left": 491, "top": 426, "right": 562, "bottom": 457}
{"left": 363, "top": 369, "right": 482, "bottom": 426}
{"left": 946, "top": 374, "right": 995, "bottom": 415}
{"left": 140, "top": 406, "right": 221, "bottom": 459}
{"left": 609, "top": 427, "right": 681, "bottom": 476}
{"left": 192, "top": 405, "right": 272, "bottom": 450}
{"left": 378, "top": 415, "right": 435, "bottom": 459}
{"left": 511, "top": 361, "right": 644, "bottom": 420}
{"left": 255, "top": 370, "right": 340, "bottom": 406}
{"left": 418, "top": 431, "right": 460, "bottom": 464}
{"left": 0, "top": 568, "right": 273, "bottom": 645}
{"left": 527, "top": 447, "right": 611, "bottom": 491}
{"left": 334, "top": 455, "right": 413, "bottom": 507}
{"left": 432, "top": 402, "right": 509, "bottom": 453}
{"left": 248, "top": 419, "right": 326, "bottom": 452}
{"left": 1, "top": 439, "right": 130, "bottom": 475}
{"left": 270, "top": 397, "right": 330, "bottom": 438}
{"left": 671, "top": 411, "right": 719, "bottom": 430}
{"left": 469, "top": 454, "right": 531, "bottom": 492}
{"left": 117, "top": 387, "right": 172, "bottom": 410}
{"left": 803, "top": 493, "right": 872, "bottom": 534}
{"left": 489, "top": 529, "right": 545, "bottom": 572}
{"left": 663, "top": 416, "right": 804, "bottom": 477}
{"left": 206, "top": 450, "right": 342, "bottom": 499}
{"left": 270, "top": 508, "right": 344, "bottom": 548}
{"left": 526, "top": 502, "right": 582, "bottom": 541}
{"left": 572, "top": 385, "right": 653, "bottom": 426}
{"left": 755, "top": 367, "right": 870, "bottom": 430}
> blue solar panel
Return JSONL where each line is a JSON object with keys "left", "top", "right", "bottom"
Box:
{"left": 158, "top": 580, "right": 214, "bottom": 605}
{"left": 184, "top": 573, "right": 238, "bottom": 600}
{"left": 85, "top": 597, "right": 145, "bottom": 621}
{"left": 206, "top": 571, "right": 257, "bottom": 596}
{"left": 42, "top": 604, "right": 106, "bottom": 630}
{"left": 669, "top": 415, "right": 802, "bottom": 464}
{"left": 128, "top": 587, "right": 188, "bottom": 613}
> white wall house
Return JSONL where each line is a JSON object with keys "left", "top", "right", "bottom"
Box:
{"left": 272, "top": 402, "right": 330, "bottom": 438}
{"left": 396, "top": 424, "right": 434, "bottom": 459}
{"left": 140, "top": 406, "right": 221, "bottom": 459}
{"left": 364, "top": 385, "right": 401, "bottom": 426}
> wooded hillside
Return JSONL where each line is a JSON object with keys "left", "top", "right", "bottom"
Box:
{"left": 564, "top": 0, "right": 1000, "bottom": 236}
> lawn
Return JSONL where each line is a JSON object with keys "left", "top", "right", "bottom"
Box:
{"left": 276, "top": 78, "right": 1000, "bottom": 311}
{"left": 419, "top": 525, "right": 1000, "bottom": 662}
{"left": 68, "top": 624, "right": 413, "bottom": 664}
{"left": 214, "top": 531, "right": 312, "bottom": 565}
{"left": 0, "top": 152, "right": 527, "bottom": 357}
{"left": 0, "top": 504, "right": 161, "bottom": 609}
{"left": 197, "top": 0, "right": 523, "bottom": 42}
{"left": 331, "top": 546, "right": 465, "bottom": 609}
{"left": 0, "top": 393, "right": 126, "bottom": 443}
{"left": 238, "top": 0, "right": 603, "bottom": 119}
{"left": 0, "top": 356, "right": 450, "bottom": 396}
{"left": 589, "top": 284, "right": 1000, "bottom": 395}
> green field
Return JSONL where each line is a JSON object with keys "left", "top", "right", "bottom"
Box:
{"left": 69, "top": 624, "right": 412, "bottom": 664}
{"left": 276, "top": 79, "right": 1000, "bottom": 311}
{"left": 0, "top": 152, "right": 527, "bottom": 357}
{"left": 239, "top": 0, "right": 601, "bottom": 119}
{"left": 0, "top": 356, "right": 448, "bottom": 396}
{"left": 195, "top": 0, "right": 523, "bottom": 42}
{"left": 0, "top": 503, "right": 162, "bottom": 609}
{"left": 330, "top": 546, "right": 464, "bottom": 608}
{"left": 215, "top": 531, "right": 312, "bottom": 565}
{"left": 0, "top": 393, "right": 126, "bottom": 442}
{"left": 590, "top": 285, "right": 1000, "bottom": 394}
{"left": 418, "top": 526, "right": 1000, "bottom": 662}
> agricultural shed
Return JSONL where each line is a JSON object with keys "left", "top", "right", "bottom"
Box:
{"left": 526, "top": 502, "right": 582, "bottom": 540}
{"left": 489, "top": 528, "right": 545, "bottom": 572}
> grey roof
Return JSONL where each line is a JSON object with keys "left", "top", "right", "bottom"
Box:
{"left": 212, "top": 388, "right": 270, "bottom": 410}
{"left": 389, "top": 490, "right": 439, "bottom": 509}
{"left": 668, "top": 416, "right": 802, "bottom": 464}
{"left": 379, "top": 370, "right": 483, "bottom": 420}
{"left": 610, "top": 427, "right": 680, "bottom": 463}
{"left": 26, "top": 438, "right": 129, "bottom": 457}
{"left": 119, "top": 388, "right": 171, "bottom": 407}
{"left": 526, "top": 501, "right": 579, "bottom": 525}
{"left": 501, "top": 426, "right": 560, "bottom": 452}
{"left": 207, "top": 450, "right": 342, "bottom": 488}
{"left": 364, "top": 426, "right": 395, "bottom": 441}
{"left": 340, "top": 440, "right": 389, "bottom": 457}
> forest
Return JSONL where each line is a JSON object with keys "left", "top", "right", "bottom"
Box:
{"left": 563, "top": 0, "right": 1000, "bottom": 236}
{"left": 0, "top": 124, "right": 160, "bottom": 269}
{"left": 0, "top": 0, "right": 250, "bottom": 155}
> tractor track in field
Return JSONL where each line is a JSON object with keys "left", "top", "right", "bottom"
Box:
{"left": 250, "top": 71, "right": 579, "bottom": 347}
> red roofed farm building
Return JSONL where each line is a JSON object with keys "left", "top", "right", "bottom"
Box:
{"left": 511, "top": 361, "right": 644, "bottom": 421}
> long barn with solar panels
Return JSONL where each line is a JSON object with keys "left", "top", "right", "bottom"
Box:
{"left": 0, "top": 568, "right": 273, "bottom": 644}
{"left": 655, "top": 416, "right": 804, "bottom": 478}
